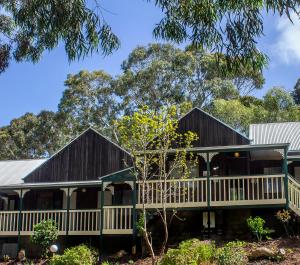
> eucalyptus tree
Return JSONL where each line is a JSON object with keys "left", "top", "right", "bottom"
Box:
{"left": 116, "top": 43, "right": 263, "bottom": 114}
{"left": 58, "top": 70, "right": 120, "bottom": 141}
{"left": 1, "top": 1, "right": 300, "bottom": 74}
{"left": 0, "top": 0, "right": 119, "bottom": 74}
{"left": 0, "top": 111, "right": 62, "bottom": 159}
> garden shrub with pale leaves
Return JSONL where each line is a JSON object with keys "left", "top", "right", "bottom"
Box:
{"left": 160, "top": 239, "right": 215, "bottom": 265}
{"left": 30, "top": 219, "right": 58, "bottom": 257}
{"left": 50, "top": 245, "right": 97, "bottom": 265}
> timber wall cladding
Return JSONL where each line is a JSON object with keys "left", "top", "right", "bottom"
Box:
{"left": 178, "top": 108, "right": 250, "bottom": 147}
{"left": 24, "top": 129, "right": 132, "bottom": 183}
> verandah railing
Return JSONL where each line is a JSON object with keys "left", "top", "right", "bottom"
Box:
{"left": 136, "top": 175, "right": 286, "bottom": 208}
{"left": 0, "top": 207, "right": 133, "bottom": 236}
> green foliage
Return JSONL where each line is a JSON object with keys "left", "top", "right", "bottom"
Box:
{"left": 292, "top": 78, "right": 300, "bottom": 105}
{"left": 160, "top": 239, "right": 215, "bottom": 265}
{"left": 0, "top": 1, "right": 119, "bottom": 74}
{"left": 30, "top": 220, "right": 58, "bottom": 257}
{"left": 153, "top": 0, "right": 299, "bottom": 71}
{"left": 58, "top": 70, "right": 119, "bottom": 141}
{"left": 50, "top": 245, "right": 97, "bottom": 265}
{"left": 246, "top": 216, "right": 272, "bottom": 241}
{"left": 116, "top": 44, "right": 263, "bottom": 114}
{"left": 215, "top": 244, "right": 247, "bottom": 265}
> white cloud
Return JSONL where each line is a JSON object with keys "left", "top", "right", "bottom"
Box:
{"left": 274, "top": 13, "right": 300, "bottom": 64}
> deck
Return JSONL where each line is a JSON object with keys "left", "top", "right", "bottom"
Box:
{"left": 0, "top": 174, "right": 300, "bottom": 236}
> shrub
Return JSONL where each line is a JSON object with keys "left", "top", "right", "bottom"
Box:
{"left": 30, "top": 219, "right": 58, "bottom": 257}
{"left": 215, "top": 245, "right": 247, "bottom": 265}
{"left": 50, "top": 245, "right": 97, "bottom": 265}
{"left": 246, "top": 216, "right": 272, "bottom": 241}
{"left": 160, "top": 239, "right": 215, "bottom": 265}
{"left": 276, "top": 209, "right": 292, "bottom": 237}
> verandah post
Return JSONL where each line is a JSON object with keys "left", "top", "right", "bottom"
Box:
{"left": 17, "top": 189, "right": 23, "bottom": 252}
{"left": 284, "top": 147, "right": 289, "bottom": 209}
{"left": 66, "top": 187, "right": 70, "bottom": 236}
{"left": 206, "top": 153, "right": 211, "bottom": 238}
{"left": 99, "top": 182, "right": 104, "bottom": 261}
{"left": 132, "top": 179, "right": 137, "bottom": 255}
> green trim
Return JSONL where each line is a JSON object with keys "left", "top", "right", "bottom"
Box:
{"left": 284, "top": 147, "right": 289, "bottom": 209}
{"left": 17, "top": 189, "right": 23, "bottom": 252}
{"left": 206, "top": 153, "right": 211, "bottom": 237}
{"left": 99, "top": 183, "right": 104, "bottom": 246}
{"left": 66, "top": 188, "right": 70, "bottom": 236}
{"left": 100, "top": 167, "right": 135, "bottom": 182}
{"left": 132, "top": 180, "right": 137, "bottom": 252}
{"left": 137, "top": 143, "right": 290, "bottom": 155}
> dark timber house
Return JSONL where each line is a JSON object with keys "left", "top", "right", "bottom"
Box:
{"left": 1, "top": 108, "right": 300, "bottom": 256}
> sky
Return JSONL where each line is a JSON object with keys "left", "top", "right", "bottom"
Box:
{"left": 1, "top": 1, "right": 300, "bottom": 126}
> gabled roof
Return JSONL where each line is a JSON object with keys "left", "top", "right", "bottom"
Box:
{"left": 177, "top": 107, "right": 250, "bottom": 147}
{"left": 0, "top": 159, "right": 46, "bottom": 185}
{"left": 179, "top": 107, "right": 250, "bottom": 141}
{"left": 250, "top": 122, "right": 300, "bottom": 151}
{"left": 23, "top": 127, "right": 132, "bottom": 183}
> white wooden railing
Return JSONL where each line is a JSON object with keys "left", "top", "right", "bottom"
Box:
{"left": 103, "top": 206, "right": 133, "bottom": 234}
{"left": 0, "top": 208, "right": 133, "bottom": 236}
{"left": 288, "top": 176, "right": 300, "bottom": 216}
{"left": 136, "top": 175, "right": 286, "bottom": 208}
{"left": 137, "top": 178, "right": 207, "bottom": 208}
{"left": 210, "top": 175, "right": 285, "bottom": 206}
{"left": 69, "top": 209, "right": 101, "bottom": 235}
{"left": 0, "top": 211, "right": 19, "bottom": 235}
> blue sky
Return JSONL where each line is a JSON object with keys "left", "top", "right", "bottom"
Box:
{"left": 1, "top": 1, "right": 300, "bottom": 126}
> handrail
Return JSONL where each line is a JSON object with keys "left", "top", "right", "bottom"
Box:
{"left": 136, "top": 174, "right": 285, "bottom": 183}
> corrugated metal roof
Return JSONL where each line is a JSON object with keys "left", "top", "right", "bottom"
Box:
{"left": 249, "top": 122, "right": 300, "bottom": 151}
{"left": 0, "top": 159, "right": 46, "bottom": 185}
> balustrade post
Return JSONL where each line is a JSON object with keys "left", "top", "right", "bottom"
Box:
{"left": 99, "top": 183, "right": 104, "bottom": 262}
{"left": 16, "top": 189, "right": 29, "bottom": 251}
{"left": 17, "top": 189, "right": 23, "bottom": 252}
{"left": 132, "top": 180, "right": 137, "bottom": 255}
{"left": 206, "top": 153, "right": 211, "bottom": 238}
{"left": 284, "top": 147, "right": 289, "bottom": 209}
{"left": 66, "top": 188, "right": 70, "bottom": 236}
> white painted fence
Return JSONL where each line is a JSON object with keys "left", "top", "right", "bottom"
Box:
{"left": 210, "top": 175, "right": 285, "bottom": 206}
{"left": 136, "top": 175, "right": 286, "bottom": 208}
{"left": 0, "top": 208, "right": 133, "bottom": 236}
{"left": 288, "top": 176, "right": 300, "bottom": 216}
{"left": 102, "top": 206, "right": 133, "bottom": 234}
{"left": 137, "top": 178, "right": 207, "bottom": 208}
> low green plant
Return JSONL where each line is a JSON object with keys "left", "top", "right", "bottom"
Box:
{"left": 215, "top": 245, "right": 247, "bottom": 265}
{"left": 50, "top": 244, "right": 97, "bottom": 265}
{"left": 30, "top": 219, "right": 58, "bottom": 257}
{"left": 246, "top": 216, "right": 272, "bottom": 241}
{"left": 160, "top": 239, "right": 215, "bottom": 265}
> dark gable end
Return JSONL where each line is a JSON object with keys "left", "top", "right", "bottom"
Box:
{"left": 178, "top": 108, "right": 250, "bottom": 147}
{"left": 24, "top": 128, "right": 132, "bottom": 183}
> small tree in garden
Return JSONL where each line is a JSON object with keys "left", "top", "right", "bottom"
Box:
{"left": 116, "top": 104, "right": 198, "bottom": 264}
{"left": 276, "top": 209, "right": 293, "bottom": 237}
{"left": 31, "top": 220, "right": 58, "bottom": 258}
{"left": 246, "top": 216, "right": 272, "bottom": 241}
